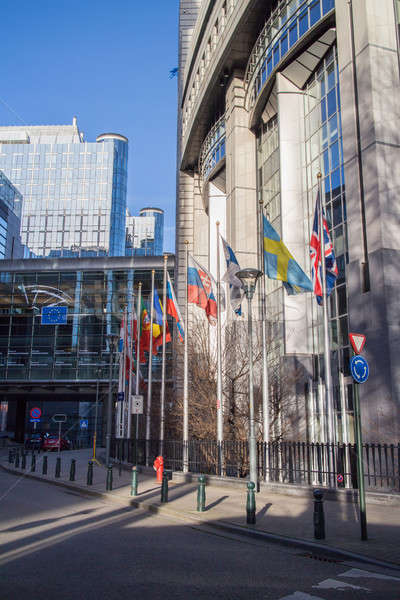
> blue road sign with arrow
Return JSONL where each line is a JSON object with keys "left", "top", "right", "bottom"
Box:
{"left": 350, "top": 355, "right": 369, "bottom": 384}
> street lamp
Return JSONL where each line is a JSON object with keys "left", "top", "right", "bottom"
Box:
{"left": 105, "top": 333, "right": 119, "bottom": 468}
{"left": 236, "top": 268, "right": 263, "bottom": 490}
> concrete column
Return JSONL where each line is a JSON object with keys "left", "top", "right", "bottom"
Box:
{"left": 336, "top": 0, "right": 400, "bottom": 441}
{"left": 225, "top": 71, "right": 258, "bottom": 271}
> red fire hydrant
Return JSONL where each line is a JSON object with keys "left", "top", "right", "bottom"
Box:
{"left": 153, "top": 455, "right": 164, "bottom": 483}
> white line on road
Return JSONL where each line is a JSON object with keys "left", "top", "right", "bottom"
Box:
{"left": 340, "top": 568, "right": 400, "bottom": 582}
{"left": 312, "top": 578, "right": 370, "bottom": 591}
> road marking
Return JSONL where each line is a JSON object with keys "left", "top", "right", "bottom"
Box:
{"left": 278, "top": 593, "right": 324, "bottom": 600}
{"left": 340, "top": 568, "right": 400, "bottom": 582}
{"left": 313, "top": 578, "right": 370, "bottom": 591}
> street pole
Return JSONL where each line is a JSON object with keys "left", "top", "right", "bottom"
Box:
{"left": 135, "top": 282, "right": 142, "bottom": 465}
{"left": 354, "top": 378, "right": 368, "bottom": 540}
{"left": 259, "top": 199, "right": 270, "bottom": 481}
{"left": 216, "top": 221, "right": 223, "bottom": 476}
{"left": 105, "top": 333, "right": 118, "bottom": 468}
{"left": 183, "top": 241, "right": 189, "bottom": 473}
{"left": 159, "top": 254, "right": 168, "bottom": 456}
{"left": 236, "top": 268, "right": 262, "bottom": 491}
{"left": 146, "top": 270, "right": 155, "bottom": 466}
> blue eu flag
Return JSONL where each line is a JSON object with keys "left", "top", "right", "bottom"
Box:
{"left": 41, "top": 306, "right": 68, "bottom": 325}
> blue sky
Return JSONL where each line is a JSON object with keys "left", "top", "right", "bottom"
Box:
{"left": 0, "top": 0, "right": 179, "bottom": 251}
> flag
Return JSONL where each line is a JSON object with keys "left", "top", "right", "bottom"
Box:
{"left": 117, "top": 312, "right": 127, "bottom": 402}
{"left": 139, "top": 297, "right": 151, "bottom": 363}
{"left": 263, "top": 215, "right": 313, "bottom": 295}
{"left": 310, "top": 193, "right": 338, "bottom": 305}
{"left": 152, "top": 288, "right": 171, "bottom": 353}
{"left": 221, "top": 236, "right": 244, "bottom": 316}
{"left": 166, "top": 273, "right": 184, "bottom": 342}
{"left": 187, "top": 255, "right": 218, "bottom": 324}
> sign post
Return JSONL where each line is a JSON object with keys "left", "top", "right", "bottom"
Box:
{"left": 52, "top": 414, "right": 67, "bottom": 454}
{"left": 349, "top": 333, "right": 368, "bottom": 541}
{"left": 30, "top": 407, "right": 41, "bottom": 432}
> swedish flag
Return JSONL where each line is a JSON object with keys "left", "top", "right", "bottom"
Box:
{"left": 263, "top": 216, "right": 313, "bottom": 295}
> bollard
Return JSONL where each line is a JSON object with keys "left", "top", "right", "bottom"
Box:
{"left": 55, "top": 456, "right": 61, "bottom": 478}
{"left": 42, "top": 455, "right": 48, "bottom": 475}
{"left": 69, "top": 459, "right": 76, "bottom": 482}
{"left": 161, "top": 471, "right": 168, "bottom": 503}
{"left": 106, "top": 465, "right": 113, "bottom": 491}
{"left": 87, "top": 460, "right": 93, "bottom": 486}
{"left": 31, "top": 452, "right": 36, "bottom": 472}
{"left": 131, "top": 466, "right": 138, "bottom": 497}
{"left": 15, "top": 450, "right": 20, "bottom": 468}
{"left": 246, "top": 481, "right": 256, "bottom": 525}
{"left": 313, "top": 489, "right": 325, "bottom": 540}
{"left": 8, "top": 449, "right": 14, "bottom": 463}
{"left": 21, "top": 452, "right": 26, "bottom": 470}
{"left": 197, "top": 475, "right": 206, "bottom": 512}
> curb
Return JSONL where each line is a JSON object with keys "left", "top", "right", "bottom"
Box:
{"left": 2, "top": 463, "right": 400, "bottom": 572}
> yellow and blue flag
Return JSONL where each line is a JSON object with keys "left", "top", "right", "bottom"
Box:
{"left": 263, "top": 215, "right": 313, "bottom": 295}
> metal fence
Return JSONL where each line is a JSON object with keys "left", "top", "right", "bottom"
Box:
{"left": 111, "top": 439, "right": 400, "bottom": 492}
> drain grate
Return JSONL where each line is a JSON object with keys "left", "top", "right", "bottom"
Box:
{"left": 300, "top": 552, "right": 343, "bottom": 564}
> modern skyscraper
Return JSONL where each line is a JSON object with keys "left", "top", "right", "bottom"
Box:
{"left": 0, "top": 171, "right": 24, "bottom": 259}
{"left": 0, "top": 119, "right": 128, "bottom": 258}
{"left": 176, "top": 0, "right": 400, "bottom": 442}
{"left": 125, "top": 207, "right": 164, "bottom": 256}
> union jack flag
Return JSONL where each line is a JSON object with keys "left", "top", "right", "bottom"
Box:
{"left": 310, "top": 192, "right": 338, "bottom": 305}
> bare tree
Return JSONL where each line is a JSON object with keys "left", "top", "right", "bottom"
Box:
{"left": 168, "top": 313, "right": 305, "bottom": 442}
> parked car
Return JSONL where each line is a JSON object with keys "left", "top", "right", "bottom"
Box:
{"left": 42, "top": 435, "right": 71, "bottom": 451}
{"left": 25, "top": 433, "right": 43, "bottom": 450}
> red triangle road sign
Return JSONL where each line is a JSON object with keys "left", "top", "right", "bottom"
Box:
{"left": 349, "top": 332, "right": 366, "bottom": 354}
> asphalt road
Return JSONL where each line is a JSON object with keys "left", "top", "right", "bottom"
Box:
{"left": 0, "top": 470, "right": 399, "bottom": 600}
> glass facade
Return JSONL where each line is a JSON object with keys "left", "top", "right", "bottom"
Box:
{"left": 0, "top": 171, "right": 24, "bottom": 259}
{"left": 0, "top": 259, "right": 174, "bottom": 383}
{"left": 126, "top": 208, "right": 164, "bottom": 256}
{"left": 0, "top": 124, "right": 128, "bottom": 258}
{"left": 303, "top": 45, "right": 351, "bottom": 440}
{"left": 199, "top": 116, "right": 226, "bottom": 182}
{"left": 246, "top": 0, "right": 335, "bottom": 108}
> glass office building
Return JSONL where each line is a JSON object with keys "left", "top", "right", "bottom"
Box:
{"left": 125, "top": 207, "right": 164, "bottom": 256}
{"left": 0, "top": 170, "right": 24, "bottom": 259}
{"left": 0, "top": 119, "right": 128, "bottom": 258}
{"left": 0, "top": 255, "right": 175, "bottom": 441}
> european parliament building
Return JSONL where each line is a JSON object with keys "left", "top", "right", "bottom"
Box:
{"left": 176, "top": 1, "right": 400, "bottom": 443}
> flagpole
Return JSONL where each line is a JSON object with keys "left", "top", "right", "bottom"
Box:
{"left": 215, "top": 222, "right": 224, "bottom": 476}
{"left": 123, "top": 306, "right": 128, "bottom": 438}
{"left": 183, "top": 241, "right": 189, "bottom": 473}
{"left": 159, "top": 254, "right": 168, "bottom": 456}
{"left": 134, "top": 282, "right": 142, "bottom": 463}
{"left": 259, "top": 199, "right": 270, "bottom": 481}
{"left": 146, "top": 269, "right": 155, "bottom": 466}
{"left": 317, "top": 173, "right": 336, "bottom": 452}
{"left": 127, "top": 304, "right": 133, "bottom": 439}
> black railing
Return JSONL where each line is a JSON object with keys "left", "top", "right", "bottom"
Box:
{"left": 111, "top": 439, "right": 400, "bottom": 491}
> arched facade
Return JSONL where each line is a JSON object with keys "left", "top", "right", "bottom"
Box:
{"left": 176, "top": 0, "right": 400, "bottom": 443}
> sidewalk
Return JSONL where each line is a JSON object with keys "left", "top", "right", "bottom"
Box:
{"left": 2, "top": 448, "right": 400, "bottom": 569}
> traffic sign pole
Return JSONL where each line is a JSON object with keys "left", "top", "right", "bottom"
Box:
{"left": 354, "top": 378, "right": 367, "bottom": 540}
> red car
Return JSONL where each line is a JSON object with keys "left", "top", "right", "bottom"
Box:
{"left": 42, "top": 435, "right": 71, "bottom": 451}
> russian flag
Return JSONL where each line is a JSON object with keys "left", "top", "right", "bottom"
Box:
{"left": 166, "top": 273, "right": 184, "bottom": 342}
{"left": 188, "top": 255, "right": 217, "bottom": 324}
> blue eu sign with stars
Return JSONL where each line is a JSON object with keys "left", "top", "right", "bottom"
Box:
{"left": 41, "top": 306, "right": 68, "bottom": 325}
